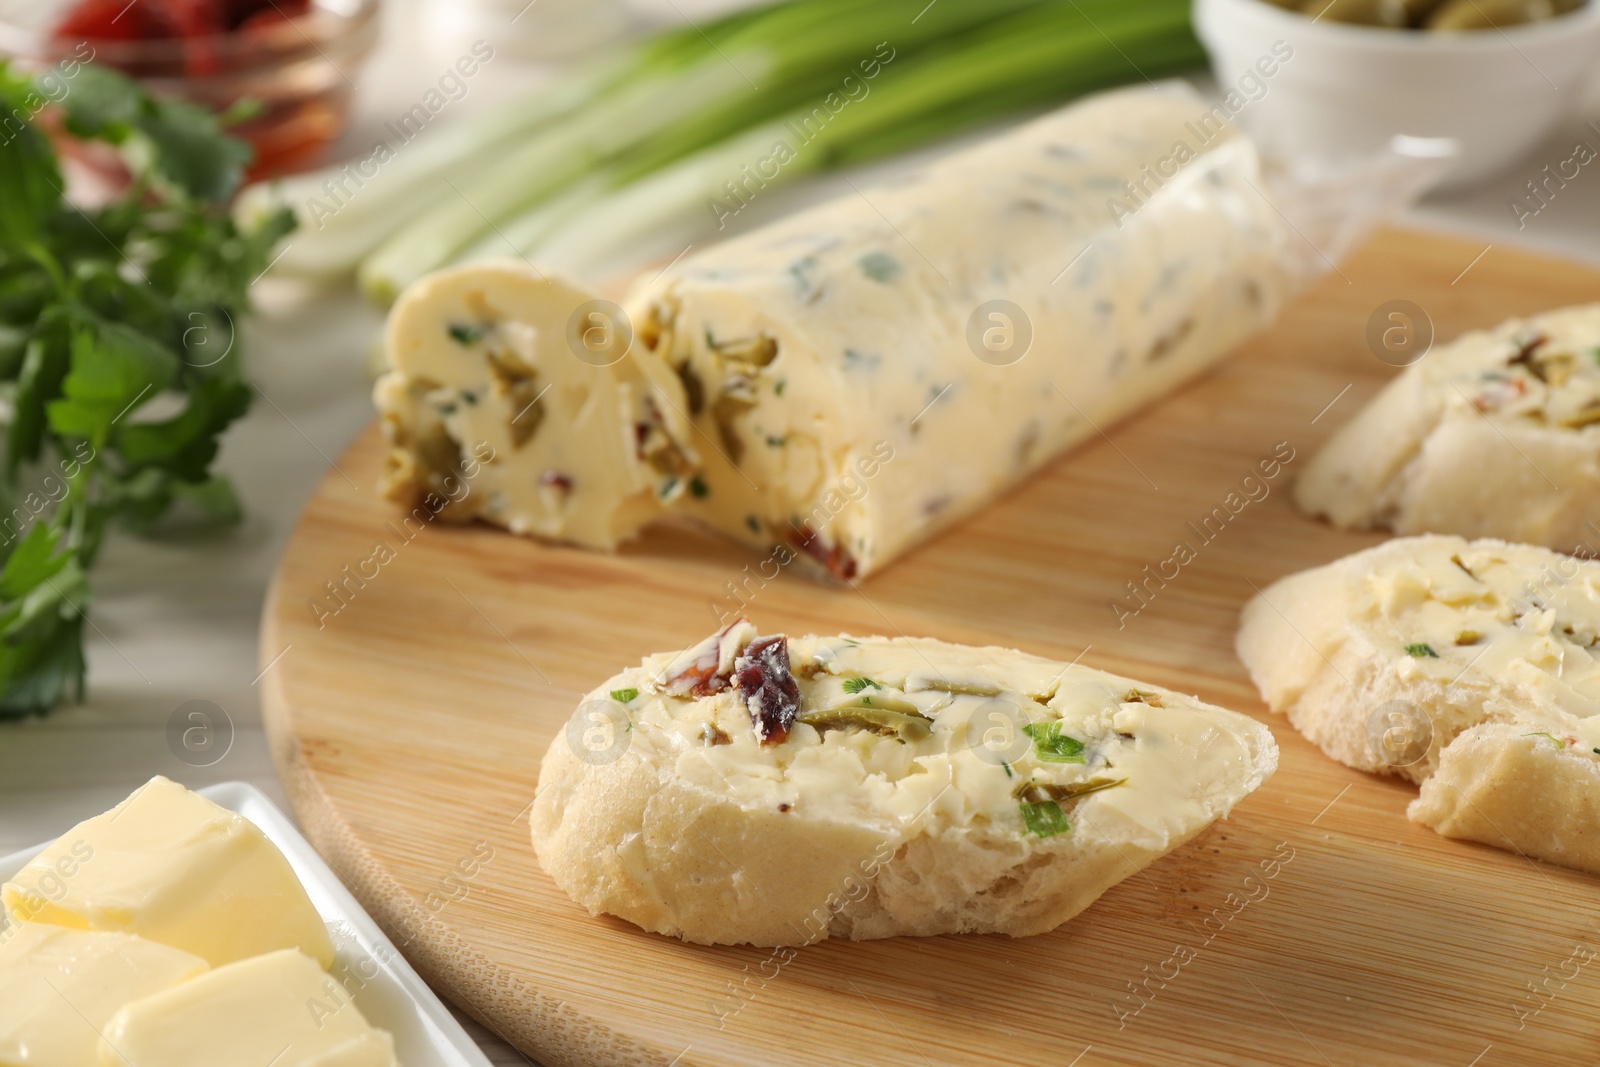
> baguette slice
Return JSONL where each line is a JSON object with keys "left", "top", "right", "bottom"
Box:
{"left": 531, "top": 623, "right": 1277, "bottom": 946}
{"left": 1295, "top": 303, "right": 1600, "bottom": 551}
{"left": 1237, "top": 534, "right": 1600, "bottom": 874}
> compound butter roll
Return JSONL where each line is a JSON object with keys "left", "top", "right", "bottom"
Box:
{"left": 377, "top": 83, "right": 1294, "bottom": 577}
{"left": 622, "top": 81, "right": 1293, "bottom": 578}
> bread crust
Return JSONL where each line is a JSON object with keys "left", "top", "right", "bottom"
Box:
{"left": 532, "top": 634, "right": 1277, "bottom": 947}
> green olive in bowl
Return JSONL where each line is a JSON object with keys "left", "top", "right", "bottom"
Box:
{"left": 1426, "top": 0, "right": 1585, "bottom": 29}
{"left": 1299, "top": 0, "right": 1447, "bottom": 26}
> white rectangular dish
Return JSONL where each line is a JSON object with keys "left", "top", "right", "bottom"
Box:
{"left": 0, "top": 781, "right": 495, "bottom": 1067}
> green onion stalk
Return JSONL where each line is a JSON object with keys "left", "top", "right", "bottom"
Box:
{"left": 523, "top": 0, "right": 1202, "bottom": 278}
{"left": 237, "top": 0, "right": 1205, "bottom": 302}
{"left": 356, "top": 0, "right": 1047, "bottom": 302}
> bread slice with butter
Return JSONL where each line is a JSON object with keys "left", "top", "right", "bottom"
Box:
{"left": 531, "top": 622, "right": 1278, "bottom": 946}
{"left": 1295, "top": 303, "right": 1600, "bottom": 551}
{"left": 1237, "top": 534, "right": 1600, "bottom": 874}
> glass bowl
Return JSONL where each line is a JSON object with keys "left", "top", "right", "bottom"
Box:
{"left": 0, "top": 0, "right": 380, "bottom": 179}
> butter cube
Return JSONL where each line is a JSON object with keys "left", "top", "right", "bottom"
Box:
{"left": 101, "top": 948, "right": 397, "bottom": 1067}
{"left": 1, "top": 777, "right": 333, "bottom": 968}
{"left": 0, "top": 923, "right": 207, "bottom": 1066}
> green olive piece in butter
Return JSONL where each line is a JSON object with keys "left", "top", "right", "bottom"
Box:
{"left": 797, "top": 707, "right": 932, "bottom": 742}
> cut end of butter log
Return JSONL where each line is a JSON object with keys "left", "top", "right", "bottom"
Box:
{"left": 532, "top": 623, "right": 1278, "bottom": 946}
{"left": 1, "top": 775, "right": 334, "bottom": 969}
{"left": 0, "top": 923, "right": 207, "bottom": 1066}
{"left": 374, "top": 261, "right": 694, "bottom": 551}
{"left": 1237, "top": 534, "right": 1600, "bottom": 876}
{"left": 101, "top": 948, "right": 397, "bottom": 1067}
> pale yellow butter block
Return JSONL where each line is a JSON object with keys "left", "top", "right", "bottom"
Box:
{"left": 100, "top": 948, "right": 397, "bottom": 1067}
{"left": 0, "top": 923, "right": 207, "bottom": 1067}
{"left": 1, "top": 776, "right": 333, "bottom": 968}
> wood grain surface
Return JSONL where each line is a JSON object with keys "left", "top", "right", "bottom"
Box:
{"left": 261, "top": 227, "right": 1600, "bottom": 1067}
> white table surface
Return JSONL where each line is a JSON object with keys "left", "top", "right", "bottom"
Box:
{"left": 2, "top": 2, "right": 1599, "bottom": 1061}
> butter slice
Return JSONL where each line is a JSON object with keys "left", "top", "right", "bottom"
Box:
{"left": 1, "top": 777, "right": 333, "bottom": 969}
{"left": 100, "top": 948, "right": 396, "bottom": 1067}
{"left": 0, "top": 923, "right": 207, "bottom": 1067}
{"left": 374, "top": 263, "right": 689, "bottom": 550}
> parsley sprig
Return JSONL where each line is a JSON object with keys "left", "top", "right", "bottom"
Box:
{"left": 0, "top": 61, "right": 291, "bottom": 716}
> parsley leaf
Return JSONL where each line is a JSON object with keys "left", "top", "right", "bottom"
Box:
{"left": 1405, "top": 643, "right": 1439, "bottom": 658}
{"left": 63, "top": 65, "right": 250, "bottom": 202}
{"left": 1022, "top": 721, "right": 1087, "bottom": 763}
{"left": 47, "top": 322, "right": 177, "bottom": 446}
{"left": 610, "top": 687, "right": 639, "bottom": 704}
{"left": 0, "top": 59, "right": 289, "bottom": 717}
{"left": 0, "top": 69, "right": 63, "bottom": 251}
{"left": 117, "top": 375, "right": 253, "bottom": 480}
{"left": 841, "top": 676, "right": 881, "bottom": 694}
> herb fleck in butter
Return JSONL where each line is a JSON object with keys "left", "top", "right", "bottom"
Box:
{"left": 1019, "top": 800, "right": 1070, "bottom": 838}
{"left": 1022, "top": 721, "right": 1086, "bottom": 763}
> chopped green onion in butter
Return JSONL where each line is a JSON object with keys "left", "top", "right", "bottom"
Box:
{"left": 1023, "top": 721, "right": 1087, "bottom": 763}
{"left": 1020, "top": 800, "right": 1071, "bottom": 837}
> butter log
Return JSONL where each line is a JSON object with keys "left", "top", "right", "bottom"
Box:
{"left": 625, "top": 83, "right": 1290, "bottom": 578}
{"left": 377, "top": 83, "right": 1292, "bottom": 575}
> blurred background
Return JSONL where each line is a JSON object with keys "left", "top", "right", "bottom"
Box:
{"left": 3, "top": 0, "right": 1600, "bottom": 1059}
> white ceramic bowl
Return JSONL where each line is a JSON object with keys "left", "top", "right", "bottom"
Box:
{"left": 1194, "top": 0, "right": 1600, "bottom": 188}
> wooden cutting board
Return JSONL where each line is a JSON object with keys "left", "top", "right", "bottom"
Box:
{"left": 261, "top": 227, "right": 1600, "bottom": 1067}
